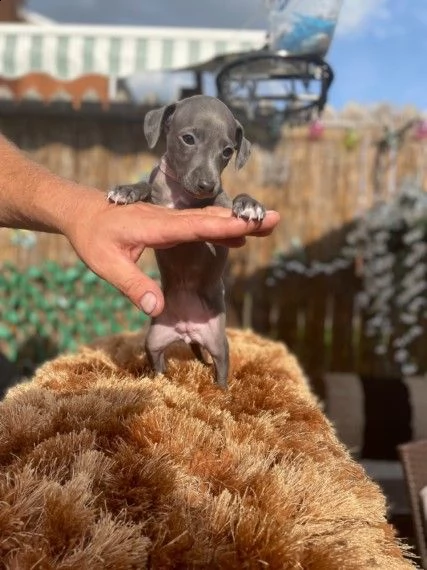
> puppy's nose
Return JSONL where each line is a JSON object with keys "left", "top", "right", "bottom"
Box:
{"left": 198, "top": 180, "right": 215, "bottom": 193}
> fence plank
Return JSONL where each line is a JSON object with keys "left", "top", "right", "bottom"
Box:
{"left": 275, "top": 275, "right": 303, "bottom": 353}
{"left": 330, "top": 267, "right": 358, "bottom": 372}
{"left": 300, "top": 273, "right": 329, "bottom": 395}
{"left": 250, "top": 270, "right": 274, "bottom": 336}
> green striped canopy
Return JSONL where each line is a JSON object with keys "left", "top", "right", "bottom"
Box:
{"left": 0, "top": 24, "right": 265, "bottom": 79}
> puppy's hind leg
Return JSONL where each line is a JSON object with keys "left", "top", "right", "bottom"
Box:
{"left": 210, "top": 337, "right": 229, "bottom": 390}
{"left": 145, "top": 345, "right": 166, "bottom": 375}
{"left": 145, "top": 319, "right": 179, "bottom": 376}
{"left": 200, "top": 312, "right": 230, "bottom": 389}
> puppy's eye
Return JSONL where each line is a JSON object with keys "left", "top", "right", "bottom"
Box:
{"left": 223, "top": 147, "right": 234, "bottom": 159}
{"left": 182, "top": 134, "right": 195, "bottom": 145}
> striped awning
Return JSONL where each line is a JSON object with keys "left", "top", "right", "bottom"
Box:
{"left": 0, "top": 24, "right": 266, "bottom": 80}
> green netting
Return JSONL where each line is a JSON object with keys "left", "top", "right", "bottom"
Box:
{"left": 0, "top": 260, "right": 151, "bottom": 370}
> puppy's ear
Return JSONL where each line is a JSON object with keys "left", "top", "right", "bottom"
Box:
{"left": 235, "top": 120, "right": 251, "bottom": 170}
{"left": 144, "top": 103, "right": 176, "bottom": 149}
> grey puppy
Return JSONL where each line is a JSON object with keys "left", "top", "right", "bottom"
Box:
{"left": 108, "top": 95, "right": 266, "bottom": 388}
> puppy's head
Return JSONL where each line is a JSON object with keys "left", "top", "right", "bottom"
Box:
{"left": 144, "top": 95, "right": 251, "bottom": 199}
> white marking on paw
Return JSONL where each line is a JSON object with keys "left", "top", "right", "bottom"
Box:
{"left": 107, "top": 188, "right": 128, "bottom": 205}
{"left": 234, "top": 203, "right": 266, "bottom": 221}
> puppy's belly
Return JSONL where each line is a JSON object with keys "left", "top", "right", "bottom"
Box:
{"left": 148, "top": 290, "right": 224, "bottom": 351}
{"left": 154, "top": 318, "right": 220, "bottom": 347}
{"left": 174, "top": 317, "right": 223, "bottom": 346}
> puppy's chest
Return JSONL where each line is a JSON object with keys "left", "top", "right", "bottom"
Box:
{"left": 162, "top": 193, "right": 192, "bottom": 210}
{"left": 156, "top": 242, "right": 228, "bottom": 287}
{"left": 151, "top": 180, "right": 192, "bottom": 210}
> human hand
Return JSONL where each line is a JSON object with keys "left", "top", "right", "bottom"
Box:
{"left": 0, "top": 134, "right": 277, "bottom": 314}
{"left": 64, "top": 191, "right": 280, "bottom": 317}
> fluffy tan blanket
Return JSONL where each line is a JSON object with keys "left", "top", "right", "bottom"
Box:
{"left": 0, "top": 329, "right": 415, "bottom": 569}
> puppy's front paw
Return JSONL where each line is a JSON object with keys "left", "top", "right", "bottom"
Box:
{"left": 107, "top": 182, "right": 151, "bottom": 205}
{"left": 232, "top": 194, "right": 266, "bottom": 222}
{"left": 107, "top": 185, "right": 139, "bottom": 205}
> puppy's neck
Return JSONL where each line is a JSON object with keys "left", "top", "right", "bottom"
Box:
{"left": 159, "top": 155, "right": 179, "bottom": 183}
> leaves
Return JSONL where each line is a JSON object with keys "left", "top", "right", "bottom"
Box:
{"left": 0, "top": 261, "right": 152, "bottom": 369}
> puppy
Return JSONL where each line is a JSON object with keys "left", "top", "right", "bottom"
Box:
{"left": 108, "top": 95, "right": 265, "bottom": 388}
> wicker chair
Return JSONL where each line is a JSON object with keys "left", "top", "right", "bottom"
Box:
{"left": 399, "top": 440, "right": 427, "bottom": 568}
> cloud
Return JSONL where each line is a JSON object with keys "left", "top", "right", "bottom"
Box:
{"left": 336, "top": 0, "right": 390, "bottom": 36}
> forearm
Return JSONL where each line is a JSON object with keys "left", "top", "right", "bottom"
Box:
{"left": 0, "top": 134, "right": 103, "bottom": 234}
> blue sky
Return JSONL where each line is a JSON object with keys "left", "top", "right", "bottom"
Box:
{"left": 27, "top": 0, "right": 426, "bottom": 111}
{"left": 328, "top": 0, "right": 426, "bottom": 110}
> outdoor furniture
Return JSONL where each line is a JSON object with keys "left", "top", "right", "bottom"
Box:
{"left": 216, "top": 0, "right": 343, "bottom": 126}
{"left": 399, "top": 440, "right": 427, "bottom": 568}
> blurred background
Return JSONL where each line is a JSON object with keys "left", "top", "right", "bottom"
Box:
{"left": 1, "top": 0, "right": 427, "bottom": 562}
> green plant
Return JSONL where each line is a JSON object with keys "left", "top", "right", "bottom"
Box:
{"left": 0, "top": 260, "right": 151, "bottom": 370}
{"left": 268, "top": 179, "right": 427, "bottom": 376}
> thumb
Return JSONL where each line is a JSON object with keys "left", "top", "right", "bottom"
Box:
{"left": 103, "top": 257, "right": 164, "bottom": 316}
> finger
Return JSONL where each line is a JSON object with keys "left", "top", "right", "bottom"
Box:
{"left": 200, "top": 206, "right": 236, "bottom": 217}
{"left": 211, "top": 236, "right": 246, "bottom": 248}
{"left": 154, "top": 235, "right": 247, "bottom": 249}
{"left": 200, "top": 209, "right": 281, "bottom": 233}
{"left": 136, "top": 202, "right": 232, "bottom": 218}
{"left": 196, "top": 207, "right": 281, "bottom": 227}
{"left": 136, "top": 201, "right": 279, "bottom": 223}
{"left": 133, "top": 204, "right": 280, "bottom": 246}
{"left": 98, "top": 255, "right": 165, "bottom": 316}
{"left": 159, "top": 204, "right": 280, "bottom": 227}
{"left": 170, "top": 211, "right": 279, "bottom": 243}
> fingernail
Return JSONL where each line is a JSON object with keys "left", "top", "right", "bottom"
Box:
{"left": 140, "top": 292, "right": 157, "bottom": 315}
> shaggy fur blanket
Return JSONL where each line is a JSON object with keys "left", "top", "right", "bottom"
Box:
{"left": 0, "top": 329, "right": 416, "bottom": 569}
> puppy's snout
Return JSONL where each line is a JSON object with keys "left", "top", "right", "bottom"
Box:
{"left": 197, "top": 180, "right": 216, "bottom": 193}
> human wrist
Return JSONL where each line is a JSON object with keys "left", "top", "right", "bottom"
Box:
{"left": 0, "top": 134, "right": 106, "bottom": 235}
{"left": 33, "top": 172, "right": 105, "bottom": 237}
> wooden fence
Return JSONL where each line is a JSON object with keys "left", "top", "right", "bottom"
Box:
{"left": 1, "top": 101, "right": 427, "bottom": 385}
{"left": 229, "top": 263, "right": 391, "bottom": 395}
{"left": 1, "top": 102, "right": 426, "bottom": 270}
